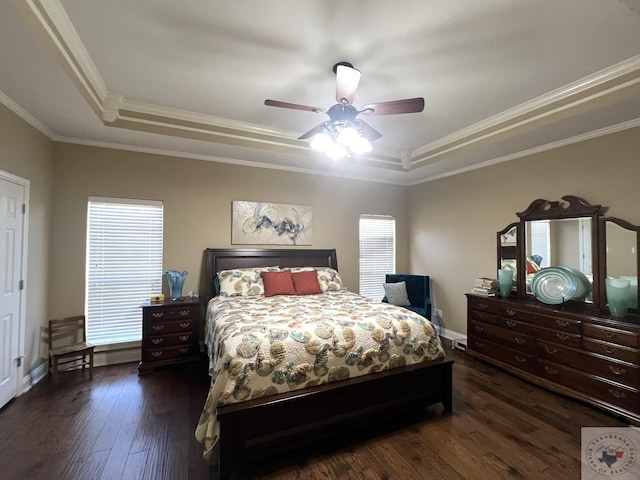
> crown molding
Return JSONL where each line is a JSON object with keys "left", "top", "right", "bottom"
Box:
{"left": 407, "top": 117, "right": 640, "bottom": 186}
{"left": 409, "top": 55, "right": 640, "bottom": 167}
{"left": 0, "top": 88, "right": 56, "bottom": 139}
{"left": 16, "top": 0, "right": 107, "bottom": 116}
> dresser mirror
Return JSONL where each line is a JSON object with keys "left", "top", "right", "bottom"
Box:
{"left": 599, "top": 217, "right": 640, "bottom": 315}
{"left": 496, "top": 195, "right": 603, "bottom": 307}
{"left": 497, "top": 223, "right": 519, "bottom": 293}
{"left": 525, "top": 217, "right": 594, "bottom": 301}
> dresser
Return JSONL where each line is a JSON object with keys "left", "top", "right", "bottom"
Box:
{"left": 466, "top": 294, "right": 640, "bottom": 423}
{"left": 139, "top": 299, "right": 201, "bottom": 375}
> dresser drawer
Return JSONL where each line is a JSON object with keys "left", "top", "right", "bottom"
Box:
{"left": 144, "top": 343, "right": 199, "bottom": 362}
{"left": 538, "top": 340, "right": 639, "bottom": 389}
{"left": 468, "top": 337, "right": 536, "bottom": 373}
{"left": 501, "top": 307, "right": 580, "bottom": 334}
{"left": 470, "top": 320, "right": 536, "bottom": 354}
{"left": 534, "top": 326, "right": 582, "bottom": 348}
{"left": 145, "top": 318, "right": 197, "bottom": 335}
{"left": 467, "top": 296, "right": 501, "bottom": 315}
{"left": 583, "top": 324, "right": 640, "bottom": 348}
{"left": 469, "top": 309, "right": 499, "bottom": 325}
{"left": 584, "top": 337, "right": 640, "bottom": 365}
{"left": 539, "top": 359, "right": 639, "bottom": 413}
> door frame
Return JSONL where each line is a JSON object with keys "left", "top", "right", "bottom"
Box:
{"left": 0, "top": 169, "right": 29, "bottom": 401}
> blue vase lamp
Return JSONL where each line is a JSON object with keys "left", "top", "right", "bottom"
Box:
{"left": 498, "top": 268, "right": 513, "bottom": 298}
{"left": 165, "top": 270, "right": 188, "bottom": 301}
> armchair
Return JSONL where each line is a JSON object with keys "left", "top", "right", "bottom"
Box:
{"left": 382, "top": 274, "right": 432, "bottom": 320}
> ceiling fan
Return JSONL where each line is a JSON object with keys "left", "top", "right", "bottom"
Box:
{"left": 264, "top": 62, "right": 425, "bottom": 159}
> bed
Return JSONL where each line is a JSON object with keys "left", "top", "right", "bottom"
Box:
{"left": 195, "top": 248, "right": 453, "bottom": 480}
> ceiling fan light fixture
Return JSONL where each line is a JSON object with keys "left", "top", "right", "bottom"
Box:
{"left": 326, "top": 142, "right": 348, "bottom": 160}
{"left": 350, "top": 136, "right": 372, "bottom": 154}
{"left": 336, "top": 125, "right": 360, "bottom": 146}
{"left": 310, "top": 132, "right": 333, "bottom": 152}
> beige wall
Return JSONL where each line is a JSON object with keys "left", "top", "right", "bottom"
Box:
{"left": 0, "top": 104, "right": 53, "bottom": 374}
{"left": 409, "top": 126, "right": 640, "bottom": 334}
{"left": 49, "top": 143, "right": 409, "bottom": 318}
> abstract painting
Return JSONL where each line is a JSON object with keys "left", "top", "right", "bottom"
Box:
{"left": 232, "top": 201, "right": 313, "bottom": 245}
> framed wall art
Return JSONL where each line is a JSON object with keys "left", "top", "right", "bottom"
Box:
{"left": 232, "top": 201, "right": 313, "bottom": 245}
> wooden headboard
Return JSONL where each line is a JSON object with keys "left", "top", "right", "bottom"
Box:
{"left": 199, "top": 248, "right": 338, "bottom": 302}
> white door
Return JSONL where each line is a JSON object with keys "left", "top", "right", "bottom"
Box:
{"left": 0, "top": 176, "right": 25, "bottom": 409}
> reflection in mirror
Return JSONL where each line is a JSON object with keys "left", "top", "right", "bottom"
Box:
{"left": 498, "top": 224, "right": 518, "bottom": 293}
{"left": 525, "top": 218, "right": 593, "bottom": 301}
{"left": 605, "top": 221, "right": 638, "bottom": 310}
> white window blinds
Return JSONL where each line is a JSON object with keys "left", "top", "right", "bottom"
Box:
{"left": 86, "top": 197, "right": 163, "bottom": 345}
{"left": 359, "top": 215, "right": 396, "bottom": 300}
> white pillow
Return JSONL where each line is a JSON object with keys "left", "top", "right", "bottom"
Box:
{"left": 383, "top": 281, "right": 411, "bottom": 306}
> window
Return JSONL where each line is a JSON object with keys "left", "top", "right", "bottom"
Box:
{"left": 359, "top": 215, "right": 396, "bottom": 299}
{"left": 86, "top": 197, "right": 163, "bottom": 345}
{"left": 529, "top": 220, "right": 550, "bottom": 268}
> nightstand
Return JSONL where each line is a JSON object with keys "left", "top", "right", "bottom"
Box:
{"left": 139, "top": 298, "right": 201, "bottom": 375}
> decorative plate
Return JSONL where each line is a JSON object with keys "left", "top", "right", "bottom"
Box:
{"left": 530, "top": 267, "right": 578, "bottom": 304}
{"left": 558, "top": 266, "right": 592, "bottom": 300}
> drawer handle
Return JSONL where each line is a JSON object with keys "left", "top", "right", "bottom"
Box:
{"left": 604, "top": 346, "right": 617, "bottom": 354}
{"left": 544, "top": 346, "right": 558, "bottom": 354}
{"left": 152, "top": 325, "right": 165, "bottom": 331}
{"left": 604, "top": 331, "right": 616, "bottom": 338}
{"left": 478, "top": 303, "right": 489, "bottom": 310}
{"left": 544, "top": 366, "right": 557, "bottom": 375}
{"left": 514, "top": 355, "right": 527, "bottom": 363}
{"left": 179, "top": 335, "right": 189, "bottom": 342}
{"left": 179, "top": 322, "right": 191, "bottom": 329}
{"left": 555, "top": 320, "right": 569, "bottom": 327}
{"left": 514, "top": 337, "right": 525, "bottom": 345}
{"left": 506, "top": 320, "right": 517, "bottom": 328}
{"left": 475, "top": 341, "right": 484, "bottom": 349}
{"left": 608, "top": 389, "right": 626, "bottom": 399}
{"left": 555, "top": 333, "right": 569, "bottom": 341}
{"left": 152, "top": 312, "right": 164, "bottom": 318}
{"left": 179, "top": 310, "right": 191, "bottom": 317}
{"left": 608, "top": 365, "right": 626, "bottom": 376}
{"left": 152, "top": 338, "right": 164, "bottom": 345}
{"left": 478, "top": 313, "right": 488, "bottom": 320}
{"left": 178, "top": 347, "right": 189, "bottom": 354}
{"left": 505, "top": 309, "right": 516, "bottom": 316}
{"left": 474, "top": 325, "right": 484, "bottom": 332}
{"left": 151, "top": 351, "right": 163, "bottom": 358}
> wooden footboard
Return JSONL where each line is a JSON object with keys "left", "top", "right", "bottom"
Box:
{"left": 213, "top": 358, "right": 453, "bottom": 480}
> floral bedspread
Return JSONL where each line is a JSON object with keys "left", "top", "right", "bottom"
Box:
{"left": 195, "top": 290, "right": 446, "bottom": 461}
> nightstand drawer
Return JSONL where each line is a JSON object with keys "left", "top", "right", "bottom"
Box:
{"left": 147, "top": 331, "right": 197, "bottom": 348}
{"left": 144, "top": 344, "right": 199, "bottom": 362}
{"left": 145, "top": 306, "right": 197, "bottom": 321}
{"left": 146, "top": 319, "right": 196, "bottom": 335}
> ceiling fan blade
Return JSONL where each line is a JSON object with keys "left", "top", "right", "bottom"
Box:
{"left": 265, "top": 99, "right": 325, "bottom": 113}
{"left": 298, "top": 123, "right": 326, "bottom": 140}
{"left": 355, "top": 119, "right": 382, "bottom": 142}
{"left": 360, "top": 97, "right": 425, "bottom": 116}
{"left": 335, "top": 65, "right": 361, "bottom": 105}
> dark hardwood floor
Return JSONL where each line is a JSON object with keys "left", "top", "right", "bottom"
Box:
{"left": 0, "top": 349, "right": 629, "bottom": 480}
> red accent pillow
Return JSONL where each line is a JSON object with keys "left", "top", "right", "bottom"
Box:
{"left": 262, "top": 270, "right": 296, "bottom": 297}
{"left": 292, "top": 270, "right": 322, "bottom": 295}
{"left": 526, "top": 258, "right": 540, "bottom": 274}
